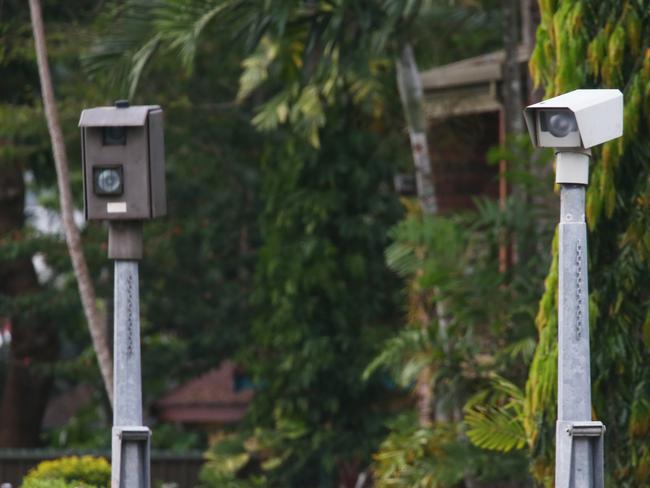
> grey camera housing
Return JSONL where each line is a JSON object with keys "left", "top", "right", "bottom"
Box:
{"left": 79, "top": 104, "right": 166, "bottom": 221}
{"left": 524, "top": 89, "right": 623, "bottom": 149}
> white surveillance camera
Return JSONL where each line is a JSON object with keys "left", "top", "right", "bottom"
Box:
{"left": 524, "top": 89, "right": 623, "bottom": 149}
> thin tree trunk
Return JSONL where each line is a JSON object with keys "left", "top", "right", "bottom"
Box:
{"left": 520, "top": 0, "right": 535, "bottom": 55}
{"left": 503, "top": 0, "right": 524, "bottom": 135}
{"left": 28, "top": 0, "right": 114, "bottom": 405}
{"left": 0, "top": 162, "right": 58, "bottom": 447}
{"left": 395, "top": 43, "right": 448, "bottom": 427}
{"left": 396, "top": 44, "right": 437, "bottom": 216}
{"left": 503, "top": 0, "right": 537, "bottom": 271}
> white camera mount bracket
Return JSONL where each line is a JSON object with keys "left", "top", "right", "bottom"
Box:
{"left": 555, "top": 148, "right": 591, "bottom": 185}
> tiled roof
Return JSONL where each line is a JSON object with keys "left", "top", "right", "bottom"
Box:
{"left": 154, "top": 361, "right": 253, "bottom": 424}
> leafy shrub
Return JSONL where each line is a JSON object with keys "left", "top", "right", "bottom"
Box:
{"left": 22, "top": 480, "right": 88, "bottom": 488}
{"left": 21, "top": 455, "right": 110, "bottom": 488}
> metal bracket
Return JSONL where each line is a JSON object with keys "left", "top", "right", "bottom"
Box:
{"left": 555, "top": 149, "right": 591, "bottom": 185}
{"left": 555, "top": 420, "right": 605, "bottom": 488}
{"left": 108, "top": 221, "right": 143, "bottom": 260}
{"left": 111, "top": 426, "right": 151, "bottom": 488}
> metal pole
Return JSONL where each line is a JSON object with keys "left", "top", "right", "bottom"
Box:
{"left": 113, "top": 260, "right": 144, "bottom": 487}
{"left": 558, "top": 184, "right": 591, "bottom": 421}
{"left": 554, "top": 152, "right": 604, "bottom": 488}
{"left": 110, "top": 222, "right": 150, "bottom": 488}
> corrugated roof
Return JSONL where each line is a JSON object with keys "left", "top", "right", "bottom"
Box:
{"left": 420, "top": 45, "right": 530, "bottom": 91}
{"left": 79, "top": 105, "right": 160, "bottom": 127}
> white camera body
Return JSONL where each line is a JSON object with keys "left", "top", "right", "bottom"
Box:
{"left": 524, "top": 89, "right": 623, "bottom": 149}
{"left": 523, "top": 89, "right": 623, "bottom": 185}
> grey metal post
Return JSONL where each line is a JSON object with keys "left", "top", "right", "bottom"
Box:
{"left": 110, "top": 222, "right": 150, "bottom": 488}
{"left": 554, "top": 151, "right": 605, "bottom": 488}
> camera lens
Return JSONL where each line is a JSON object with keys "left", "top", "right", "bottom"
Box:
{"left": 103, "top": 126, "right": 127, "bottom": 146}
{"left": 547, "top": 111, "right": 577, "bottom": 138}
{"left": 94, "top": 167, "right": 123, "bottom": 195}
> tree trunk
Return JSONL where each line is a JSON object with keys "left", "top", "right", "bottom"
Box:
{"left": 396, "top": 44, "right": 438, "bottom": 216}
{"left": 0, "top": 162, "right": 58, "bottom": 447}
{"left": 503, "top": 0, "right": 524, "bottom": 135}
{"left": 28, "top": 0, "right": 114, "bottom": 405}
{"left": 395, "top": 43, "right": 448, "bottom": 426}
{"left": 503, "top": 0, "right": 539, "bottom": 270}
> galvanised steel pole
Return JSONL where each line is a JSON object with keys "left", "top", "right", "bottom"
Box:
{"left": 554, "top": 151, "right": 604, "bottom": 488}
{"left": 110, "top": 222, "right": 150, "bottom": 488}
{"left": 113, "top": 261, "right": 144, "bottom": 486}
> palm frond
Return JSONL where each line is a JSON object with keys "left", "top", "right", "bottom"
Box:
{"left": 237, "top": 36, "right": 278, "bottom": 101}
{"left": 464, "top": 405, "right": 526, "bottom": 452}
{"left": 85, "top": 0, "right": 244, "bottom": 95}
{"left": 464, "top": 377, "right": 526, "bottom": 453}
{"left": 128, "top": 34, "right": 162, "bottom": 97}
{"left": 362, "top": 327, "right": 433, "bottom": 384}
{"left": 153, "top": 0, "right": 234, "bottom": 71}
{"left": 82, "top": 1, "right": 158, "bottom": 93}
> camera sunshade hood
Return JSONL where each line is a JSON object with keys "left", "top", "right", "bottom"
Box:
{"left": 524, "top": 89, "right": 623, "bottom": 149}
{"left": 79, "top": 105, "right": 161, "bottom": 127}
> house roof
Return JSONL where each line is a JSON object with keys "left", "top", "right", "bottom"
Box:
{"left": 420, "top": 45, "right": 530, "bottom": 91}
{"left": 153, "top": 361, "right": 253, "bottom": 424}
{"left": 420, "top": 46, "right": 531, "bottom": 119}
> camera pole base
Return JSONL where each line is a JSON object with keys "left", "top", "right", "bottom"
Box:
{"left": 111, "top": 426, "right": 151, "bottom": 488}
{"left": 555, "top": 421, "right": 605, "bottom": 488}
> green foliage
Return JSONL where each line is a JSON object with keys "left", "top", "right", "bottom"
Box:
{"left": 364, "top": 213, "right": 468, "bottom": 411}
{"left": 368, "top": 136, "right": 556, "bottom": 486}
{"left": 372, "top": 416, "right": 469, "bottom": 488}
{"left": 42, "top": 398, "right": 110, "bottom": 449}
{"left": 385, "top": 215, "right": 465, "bottom": 283}
{"left": 362, "top": 215, "right": 467, "bottom": 390}
{"left": 22, "top": 456, "right": 110, "bottom": 488}
{"left": 364, "top": 327, "right": 435, "bottom": 388}
{"left": 22, "top": 480, "right": 87, "bottom": 488}
{"left": 527, "top": 1, "right": 650, "bottom": 486}
{"left": 238, "top": 107, "right": 404, "bottom": 486}
{"left": 372, "top": 413, "right": 530, "bottom": 488}
{"left": 201, "top": 424, "right": 322, "bottom": 487}
{"left": 464, "top": 377, "right": 527, "bottom": 452}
